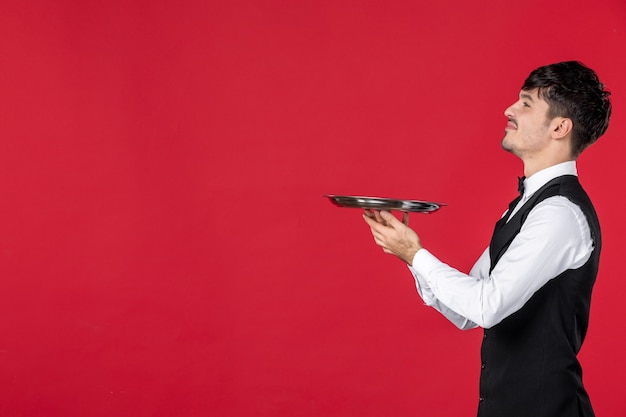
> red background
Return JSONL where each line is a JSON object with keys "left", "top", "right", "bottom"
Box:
{"left": 1, "top": 1, "right": 625, "bottom": 416}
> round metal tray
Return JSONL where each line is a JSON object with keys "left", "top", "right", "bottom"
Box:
{"left": 325, "top": 195, "right": 445, "bottom": 213}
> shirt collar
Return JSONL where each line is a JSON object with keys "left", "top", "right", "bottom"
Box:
{"left": 522, "top": 161, "right": 578, "bottom": 197}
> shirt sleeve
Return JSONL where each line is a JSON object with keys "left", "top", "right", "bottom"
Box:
{"left": 410, "top": 196, "right": 593, "bottom": 329}
{"left": 408, "top": 248, "right": 490, "bottom": 330}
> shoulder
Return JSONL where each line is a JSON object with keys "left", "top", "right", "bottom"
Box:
{"left": 526, "top": 196, "right": 590, "bottom": 240}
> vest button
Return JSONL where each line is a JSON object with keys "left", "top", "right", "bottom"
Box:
{"left": 479, "top": 395, "right": 485, "bottom": 402}
{"left": 481, "top": 363, "right": 485, "bottom": 369}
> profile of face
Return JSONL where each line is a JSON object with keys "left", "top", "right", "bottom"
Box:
{"left": 502, "top": 89, "right": 556, "bottom": 159}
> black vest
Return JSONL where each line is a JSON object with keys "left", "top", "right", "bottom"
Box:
{"left": 478, "top": 175, "right": 601, "bottom": 417}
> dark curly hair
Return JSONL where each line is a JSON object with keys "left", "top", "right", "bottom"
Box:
{"left": 522, "top": 61, "right": 612, "bottom": 157}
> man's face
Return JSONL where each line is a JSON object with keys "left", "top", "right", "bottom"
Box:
{"left": 502, "top": 89, "right": 554, "bottom": 158}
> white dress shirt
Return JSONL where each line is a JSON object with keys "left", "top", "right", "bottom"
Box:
{"left": 409, "top": 161, "right": 594, "bottom": 330}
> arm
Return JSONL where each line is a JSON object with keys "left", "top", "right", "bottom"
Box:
{"left": 408, "top": 261, "right": 481, "bottom": 330}
{"left": 363, "top": 210, "right": 483, "bottom": 329}
{"left": 363, "top": 197, "right": 593, "bottom": 328}
{"left": 408, "top": 248, "right": 490, "bottom": 330}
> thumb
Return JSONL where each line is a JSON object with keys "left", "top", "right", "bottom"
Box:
{"left": 380, "top": 210, "right": 399, "bottom": 227}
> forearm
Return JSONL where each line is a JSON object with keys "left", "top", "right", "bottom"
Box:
{"left": 411, "top": 201, "right": 592, "bottom": 328}
{"left": 408, "top": 261, "right": 479, "bottom": 330}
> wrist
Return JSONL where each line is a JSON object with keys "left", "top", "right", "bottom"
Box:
{"left": 404, "top": 246, "right": 422, "bottom": 265}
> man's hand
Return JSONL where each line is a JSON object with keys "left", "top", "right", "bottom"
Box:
{"left": 362, "top": 210, "right": 423, "bottom": 264}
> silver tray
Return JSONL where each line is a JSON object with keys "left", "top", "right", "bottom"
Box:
{"left": 325, "top": 195, "right": 445, "bottom": 213}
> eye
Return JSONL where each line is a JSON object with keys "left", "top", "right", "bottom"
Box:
{"left": 522, "top": 102, "right": 531, "bottom": 108}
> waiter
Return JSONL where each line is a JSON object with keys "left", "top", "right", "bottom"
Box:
{"left": 363, "top": 61, "right": 611, "bottom": 417}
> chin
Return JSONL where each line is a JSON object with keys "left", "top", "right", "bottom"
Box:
{"left": 501, "top": 131, "right": 515, "bottom": 151}
{"left": 501, "top": 138, "right": 514, "bottom": 153}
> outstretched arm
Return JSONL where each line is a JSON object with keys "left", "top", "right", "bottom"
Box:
{"left": 362, "top": 209, "right": 479, "bottom": 330}
{"left": 363, "top": 199, "right": 593, "bottom": 329}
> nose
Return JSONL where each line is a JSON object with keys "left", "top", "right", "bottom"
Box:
{"left": 504, "top": 102, "right": 516, "bottom": 118}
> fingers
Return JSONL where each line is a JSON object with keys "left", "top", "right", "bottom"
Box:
{"left": 362, "top": 212, "right": 379, "bottom": 228}
{"left": 362, "top": 210, "right": 395, "bottom": 225}
{"left": 362, "top": 210, "right": 421, "bottom": 263}
{"left": 363, "top": 211, "right": 388, "bottom": 247}
{"left": 380, "top": 210, "right": 403, "bottom": 229}
{"left": 363, "top": 210, "right": 385, "bottom": 229}
{"left": 363, "top": 210, "right": 406, "bottom": 231}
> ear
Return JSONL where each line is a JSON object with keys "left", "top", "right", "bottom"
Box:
{"left": 551, "top": 117, "right": 573, "bottom": 139}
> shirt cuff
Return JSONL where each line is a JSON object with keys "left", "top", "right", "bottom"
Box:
{"left": 411, "top": 248, "right": 441, "bottom": 280}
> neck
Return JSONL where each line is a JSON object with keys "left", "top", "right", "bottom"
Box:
{"left": 523, "top": 156, "right": 575, "bottom": 178}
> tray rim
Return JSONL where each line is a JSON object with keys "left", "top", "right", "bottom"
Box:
{"left": 324, "top": 194, "right": 446, "bottom": 212}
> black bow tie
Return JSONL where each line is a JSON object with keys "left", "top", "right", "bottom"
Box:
{"left": 518, "top": 176, "right": 526, "bottom": 195}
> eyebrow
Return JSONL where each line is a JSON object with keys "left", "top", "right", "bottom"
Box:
{"left": 520, "top": 92, "right": 534, "bottom": 102}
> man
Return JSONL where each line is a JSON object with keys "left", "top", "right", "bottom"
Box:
{"left": 363, "top": 61, "right": 611, "bottom": 417}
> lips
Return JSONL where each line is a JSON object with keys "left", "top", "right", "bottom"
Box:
{"left": 506, "top": 118, "right": 517, "bottom": 130}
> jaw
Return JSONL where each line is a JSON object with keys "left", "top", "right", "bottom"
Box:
{"left": 501, "top": 131, "right": 518, "bottom": 154}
